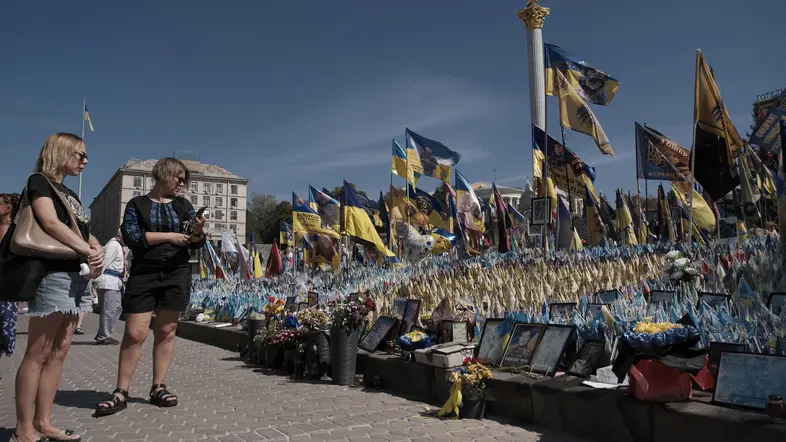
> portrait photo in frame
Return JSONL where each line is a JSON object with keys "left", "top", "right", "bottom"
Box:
{"left": 359, "top": 316, "right": 398, "bottom": 353}
{"left": 767, "top": 293, "right": 786, "bottom": 316}
{"left": 566, "top": 340, "right": 605, "bottom": 377}
{"left": 308, "top": 291, "right": 319, "bottom": 307}
{"left": 530, "top": 324, "right": 576, "bottom": 376}
{"left": 437, "top": 320, "right": 468, "bottom": 344}
{"left": 530, "top": 197, "right": 550, "bottom": 226}
{"left": 549, "top": 303, "right": 577, "bottom": 319}
{"left": 399, "top": 299, "right": 422, "bottom": 336}
{"left": 392, "top": 298, "right": 408, "bottom": 318}
{"left": 475, "top": 318, "right": 504, "bottom": 365}
{"left": 713, "top": 352, "right": 786, "bottom": 410}
{"left": 501, "top": 323, "right": 546, "bottom": 368}
{"left": 284, "top": 296, "right": 296, "bottom": 311}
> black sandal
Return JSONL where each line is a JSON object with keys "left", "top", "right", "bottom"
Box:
{"left": 150, "top": 384, "right": 179, "bottom": 407}
{"left": 94, "top": 388, "right": 128, "bottom": 418}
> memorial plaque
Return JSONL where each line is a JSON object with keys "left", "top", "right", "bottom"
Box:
{"left": 549, "top": 302, "right": 577, "bottom": 319}
{"left": 713, "top": 352, "right": 786, "bottom": 410}
{"left": 308, "top": 291, "right": 319, "bottom": 307}
{"left": 708, "top": 342, "right": 746, "bottom": 379}
{"left": 437, "top": 320, "right": 467, "bottom": 344}
{"left": 359, "top": 316, "right": 398, "bottom": 353}
{"left": 392, "top": 298, "right": 408, "bottom": 318}
{"left": 501, "top": 323, "right": 545, "bottom": 367}
{"left": 566, "top": 340, "right": 605, "bottom": 377}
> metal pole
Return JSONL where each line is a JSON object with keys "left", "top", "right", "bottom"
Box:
{"left": 687, "top": 121, "right": 698, "bottom": 248}
{"left": 79, "top": 99, "right": 85, "bottom": 199}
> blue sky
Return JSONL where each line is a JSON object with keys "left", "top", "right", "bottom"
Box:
{"left": 1, "top": 0, "right": 784, "bottom": 208}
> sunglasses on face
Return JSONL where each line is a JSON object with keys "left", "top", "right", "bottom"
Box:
{"left": 174, "top": 176, "right": 186, "bottom": 186}
{"left": 75, "top": 152, "right": 88, "bottom": 162}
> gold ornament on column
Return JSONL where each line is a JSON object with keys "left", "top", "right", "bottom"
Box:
{"left": 517, "top": 0, "right": 550, "bottom": 30}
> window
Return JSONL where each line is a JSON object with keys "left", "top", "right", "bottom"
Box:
{"left": 230, "top": 185, "right": 238, "bottom": 195}
{"left": 230, "top": 198, "right": 238, "bottom": 208}
{"left": 230, "top": 224, "right": 237, "bottom": 232}
{"left": 190, "top": 195, "right": 198, "bottom": 205}
{"left": 230, "top": 211, "right": 237, "bottom": 221}
{"left": 215, "top": 223, "right": 224, "bottom": 231}
{"left": 132, "top": 191, "right": 141, "bottom": 198}
{"left": 216, "top": 197, "right": 223, "bottom": 207}
{"left": 203, "top": 183, "right": 212, "bottom": 194}
{"left": 216, "top": 184, "right": 224, "bottom": 194}
{"left": 214, "top": 210, "right": 224, "bottom": 220}
{"left": 133, "top": 176, "right": 142, "bottom": 188}
{"left": 190, "top": 182, "right": 198, "bottom": 193}
{"left": 202, "top": 196, "right": 210, "bottom": 206}
{"left": 204, "top": 222, "right": 210, "bottom": 230}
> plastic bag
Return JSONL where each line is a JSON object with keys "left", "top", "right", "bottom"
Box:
{"left": 628, "top": 359, "right": 692, "bottom": 402}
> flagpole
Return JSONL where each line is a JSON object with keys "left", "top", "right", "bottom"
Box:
{"left": 79, "top": 99, "right": 85, "bottom": 200}
{"left": 688, "top": 121, "right": 698, "bottom": 248}
{"left": 560, "top": 127, "right": 573, "bottom": 214}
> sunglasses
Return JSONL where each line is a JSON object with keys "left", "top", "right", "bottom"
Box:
{"left": 75, "top": 152, "right": 88, "bottom": 162}
{"left": 174, "top": 176, "right": 186, "bottom": 186}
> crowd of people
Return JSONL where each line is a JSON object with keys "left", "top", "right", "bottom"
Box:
{"left": 0, "top": 133, "right": 207, "bottom": 442}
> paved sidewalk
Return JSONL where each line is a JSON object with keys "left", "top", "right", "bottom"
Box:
{"left": 0, "top": 314, "right": 586, "bottom": 442}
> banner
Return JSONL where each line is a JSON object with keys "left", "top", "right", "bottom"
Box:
{"left": 635, "top": 123, "right": 690, "bottom": 181}
{"left": 750, "top": 108, "right": 786, "bottom": 152}
{"left": 534, "top": 125, "right": 596, "bottom": 197}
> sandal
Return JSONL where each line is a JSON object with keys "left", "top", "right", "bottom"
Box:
{"left": 94, "top": 388, "right": 128, "bottom": 418}
{"left": 150, "top": 384, "right": 179, "bottom": 407}
{"left": 34, "top": 427, "right": 81, "bottom": 442}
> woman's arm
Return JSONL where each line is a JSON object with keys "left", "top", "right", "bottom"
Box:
{"left": 0, "top": 223, "right": 9, "bottom": 241}
{"left": 31, "top": 196, "right": 92, "bottom": 256}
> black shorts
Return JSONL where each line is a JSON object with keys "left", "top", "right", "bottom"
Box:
{"left": 122, "top": 267, "right": 191, "bottom": 314}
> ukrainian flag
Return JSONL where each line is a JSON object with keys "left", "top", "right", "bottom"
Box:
{"left": 532, "top": 124, "right": 546, "bottom": 180}
{"left": 292, "top": 192, "right": 339, "bottom": 241}
{"left": 410, "top": 183, "right": 449, "bottom": 229}
{"left": 584, "top": 182, "right": 606, "bottom": 247}
{"left": 555, "top": 69, "right": 614, "bottom": 157}
{"left": 455, "top": 170, "right": 485, "bottom": 233}
{"left": 545, "top": 44, "right": 620, "bottom": 106}
{"left": 392, "top": 139, "right": 413, "bottom": 182}
{"left": 429, "top": 228, "right": 455, "bottom": 255}
{"left": 670, "top": 182, "right": 716, "bottom": 231}
{"left": 507, "top": 202, "right": 526, "bottom": 227}
{"left": 615, "top": 190, "right": 638, "bottom": 246}
{"left": 406, "top": 128, "right": 461, "bottom": 183}
{"left": 343, "top": 181, "right": 395, "bottom": 257}
{"left": 84, "top": 103, "right": 94, "bottom": 132}
{"left": 542, "top": 159, "right": 557, "bottom": 224}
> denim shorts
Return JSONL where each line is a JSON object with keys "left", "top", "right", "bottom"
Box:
{"left": 28, "top": 271, "right": 93, "bottom": 317}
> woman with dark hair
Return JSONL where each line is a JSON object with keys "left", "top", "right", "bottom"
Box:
{"left": 95, "top": 157, "right": 205, "bottom": 417}
{"left": 0, "top": 193, "right": 21, "bottom": 371}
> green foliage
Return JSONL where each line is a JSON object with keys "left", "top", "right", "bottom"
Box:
{"left": 246, "top": 193, "right": 293, "bottom": 244}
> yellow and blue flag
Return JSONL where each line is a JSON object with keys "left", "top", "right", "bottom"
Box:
{"left": 392, "top": 139, "right": 414, "bottom": 182}
{"left": 555, "top": 69, "right": 614, "bottom": 156}
{"left": 409, "top": 183, "right": 449, "bottom": 230}
{"left": 343, "top": 181, "right": 395, "bottom": 257}
{"left": 541, "top": 159, "right": 557, "bottom": 225}
{"left": 532, "top": 124, "right": 546, "bottom": 180}
{"left": 507, "top": 202, "right": 526, "bottom": 227}
{"left": 309, "top": 185, "right": 340, "bottom": 231}
{"left": 280, "top": 220, "right": 294, "bottom": 247}
{"left": 656, "top": 185, "right": 676, "bottom": 242}
{"left": 555, "top": 195, "right": 573, "bottom": 250}
{"left": 406, "top": 128, "right": 461, "bottom": 183}
{"left": 615, "top": 190, "right": 638, "bottom": 246}
{"left": 292, "top": 192, "right": 340, "bottom": 240}
{"left": 545, "top": 44, "right": 620, "bottom": 106}
{"left": 533, "top": 124, "right": 596, "bottom": 195}
{"left": 454, "top": 170, "right": 484, "bottom": 233}
{"left": 635, "top": 123, "right": 691, "bottom": 181}
{"left": 84, "top": 103, "right": 94, "bottom": 132}
{"left": 429, "top": 228, "right": 455, "bottom": 255}
{"left": 584, "top": 182, "right": 606, "bottom": 247}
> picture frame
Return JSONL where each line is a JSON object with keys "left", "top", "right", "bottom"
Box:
{"left": 530, "top": 324, "right": 576, "bottom": 376}
{"left": 399, "top": 299, "right": 422, "bottom": 336}
{"left": 437, "top": 320, "right": 468, "bottom": 344}
{"left": 501, "top": 323, "right": 546, "bottom": 368}
{"left": 713, "top": 352, "right": 786, "bottom": 410}
{"left": 284, "top": 296, "right": 296, "bottom": 311}
{"left": 475, "top": 318, "right": 504, "bottom": 365}
{"left": 649, "top": 290, "right": 676, "bottom": 306}
{"left": 707, "top": 342, "right": 746, "bottom": 379}
{"left": 359, "top": 316, "right": 399, "bottom": 353}
{"left": 308, "top": 291, "right": 319, "bottom": 307}
{"left": 595, "top": 290, "right": 620, "bottom": 304}
{"left": 697, "top": 292, "right": 731, "bottom": 309}
{"left": 566, "top": 340, "right": 606, "bottom": 377}
{"left": 585, "top": 303, "right": 610, "bottom": 317}
{"left": 530, "top": 197, "right": 550, "bottom": 226}
{"left": 549, "top": 302, "right": 577, "bottom": 319}
{"left": 392, "top": 298, "right": 408, "bottom": 318}
{"left": 297, "top": 302, "right": 309, "bottom": 312}
{"left": 717, "top": 217, "right": 738, "bottom": 245}
{"left": 767, "top": 293, "right": 786, "bottom": 316}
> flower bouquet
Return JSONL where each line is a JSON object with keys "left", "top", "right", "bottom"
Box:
{"left": 329, "top": 297, "right": 376, "bottom": 386}
{"left": 264, "top": 296, "right": 285, "bottom": 318}
{"left": 438, "top": 357, "right": 493, "bottom": 419}
{"left": 623, "top": 320, "right": 700, "bottom": 351}
{"left": 271, "top": 329, "right": 299, "bottom": 348}
{"left": 331, "top": 297, "right": 375, "bottom": 333}
{"left": 298, "top": 308, "right": 330, "bottom": 331}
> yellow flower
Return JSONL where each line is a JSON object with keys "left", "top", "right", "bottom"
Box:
{"left": 634, "top": 321, "right": 682, "bottom": 334}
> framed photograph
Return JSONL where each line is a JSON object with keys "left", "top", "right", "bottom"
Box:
{"left": 399, "top": 299, "right": 422, "bottom": 336}
{"left": 475, "top": 318, "right": 505, "bottom": 365}
{"left": 359, "top": 316, "right": 398, "bottom": 353}
{"left": 585, "top": 303, "right": 610, "bottom": 317}
{"left": 549, "top": 303, "right": 577, "bottom": 319}
{"left": 595, "top": 290, "right": 620, "bottom": 304}
{"left": 566, "top": 340, "right": 605, "bottom": 377}
{"left": 767, "top": 293, "right": 786, "bottom": 316}
{"left": 697, "top": 292, "right": 731, "bottom": 309}
{"left": 501, "top": 323, "right": 546, "bottom": 368}
{"left": 527, "top": 225, "right": 544, "bottom": 248}
{"left": 713, "top": 352, "right": 786, "bottom": 410}
{"left": 284, "top": 296, "right": 296, "bottom": 311}
{"left": 708, "top": 342, "right": 746, "bottom": 379}
{"left": 530, "top": 197, "right": 550, "bottom": 226}
{"left": 649, "top": 290, "right": 676, "bottom": 306}
{"left": 717, "top": 217, "right": 738, "bottom": 245}
{"left": 297, "top": 302, "right": 309, "bottom": 312}
{"left": 308, "top": 291, "right": 319, "bottom": 307}
{"left": 392, "top": 298, "right": 408, "bottom": 318}
{"left": 530, "top": 324, "right": 576, "bottom": 376}
{"left": 437, "top": 320, "right": 468, "bottom": 344}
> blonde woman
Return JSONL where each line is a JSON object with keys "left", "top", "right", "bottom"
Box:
{"left": 13, "top": 133, "right": 105, "bottom": 442}
{"left": 96, "top": 158, "right": 205, "bottom": 417}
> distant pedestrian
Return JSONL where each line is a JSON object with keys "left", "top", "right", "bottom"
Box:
{"left": 94, "top": 231, "right": 126, "bottom": 345}
{"left": 0, "top": 193, "right": 20, "bottom": 368}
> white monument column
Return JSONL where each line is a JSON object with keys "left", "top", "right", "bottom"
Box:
{"left": 517, "top": 1, "right": 550, "bottom": 184}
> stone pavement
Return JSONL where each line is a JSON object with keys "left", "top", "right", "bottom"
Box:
{"left": 0, "top": 314, "right": 587, "bottom": 442}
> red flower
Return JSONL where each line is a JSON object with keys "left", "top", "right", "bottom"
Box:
{"left": 267, "top": 296, "right": 276, "bottom": 303}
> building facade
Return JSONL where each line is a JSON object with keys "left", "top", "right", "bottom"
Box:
{"left": 89, "top": 159, "right": 249, "bottom": 247}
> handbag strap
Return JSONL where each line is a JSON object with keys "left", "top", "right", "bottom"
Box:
{"left": 19, "top": 174, "right": 83, "bottom": 238}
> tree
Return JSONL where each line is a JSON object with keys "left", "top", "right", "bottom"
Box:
{"left": 330, "top": 182, "right": 367, "bottom": 202}
{"left": 246, "top": 193, "right": 293, "bottom": 244}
